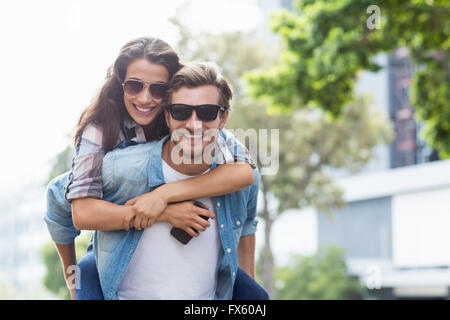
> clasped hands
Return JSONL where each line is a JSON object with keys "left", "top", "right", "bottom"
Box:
{"left": 123, "top": 189, "right": 215, "bottom": 238}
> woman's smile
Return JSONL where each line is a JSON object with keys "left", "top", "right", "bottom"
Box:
{"left": 133, "top": 104, "right": 157, "bottom": 115}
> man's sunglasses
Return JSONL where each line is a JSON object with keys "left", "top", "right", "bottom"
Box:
{"left": 122, "top": 79, "right": 168, "bottom": 100}
{"left": 165, "top": 104, "right": 226, "bottom": 122}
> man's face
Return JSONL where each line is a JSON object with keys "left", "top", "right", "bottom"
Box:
{"left": 164, "top": 85, "right": 229, "bottom": 163}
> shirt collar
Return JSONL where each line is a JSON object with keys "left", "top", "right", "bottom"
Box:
{"left": 123, "top": 118, "right": 139, "bottom": 129}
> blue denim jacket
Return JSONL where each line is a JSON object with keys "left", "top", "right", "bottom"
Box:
{"left": 44, "top": 129, "right": 255, "bottom": 245}
{"left": 93, "top": 135, "right": 259, "bottom": 300}
{"left": 45, "top": 172, "right": 80, "bottom": 244}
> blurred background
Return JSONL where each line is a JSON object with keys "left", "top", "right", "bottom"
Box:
{"left": 0, "top": 0, "right": 449, "bottom": 299}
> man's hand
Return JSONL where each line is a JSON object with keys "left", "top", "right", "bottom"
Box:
{"left": 125, "top": 189, "right": 169, "bottom": 230}
{"left": 161, "top": 201, "right": 215, "bottom": 237}
{"left": 121, "top": 206, "right": 137, "bottom": 231}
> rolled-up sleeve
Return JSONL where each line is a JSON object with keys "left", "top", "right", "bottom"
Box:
{"left": 44, "top": 172, "right": 80, "bottom": 244}
{"left": 241, "top": 169, "right": 260, "bottom": 237}
{"left": 65, "top": 124, "right": 105, "bottom": 201}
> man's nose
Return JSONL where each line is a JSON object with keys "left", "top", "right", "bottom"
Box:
{"left": 185, "top": 109, "right": 202, "bottom": 131}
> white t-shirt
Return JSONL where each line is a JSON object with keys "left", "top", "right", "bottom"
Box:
{"left": 117, "top": 160, "right": 222, "bottom": 300}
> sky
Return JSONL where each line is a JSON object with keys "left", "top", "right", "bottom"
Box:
{"left": 0, "top": 0, "right": 261, "bottom": 192}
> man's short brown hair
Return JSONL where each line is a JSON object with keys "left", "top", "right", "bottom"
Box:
{"left": 164, "top": 61, "right": 233, "bottom": 110}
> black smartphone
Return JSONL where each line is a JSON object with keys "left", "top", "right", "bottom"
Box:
{"left": 170, "top": 200, "right": 210, "bottom": 245}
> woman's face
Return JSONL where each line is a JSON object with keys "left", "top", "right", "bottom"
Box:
{"left": 123, "top": 59, "right": 169, "bottom": 126}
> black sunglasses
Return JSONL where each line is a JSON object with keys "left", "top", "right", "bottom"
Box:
{"left": 122, "top": 79, "right": 168, "bottom": 100}
{"left": 165, "top": 104, "right": 227, "bottom": 122}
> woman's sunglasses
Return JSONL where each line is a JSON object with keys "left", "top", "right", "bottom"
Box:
{"left": 165, "top": 104, "right": 226, "bottom": 122}
{"left": 122, "top": 79, "right": 168, "bottom": 100}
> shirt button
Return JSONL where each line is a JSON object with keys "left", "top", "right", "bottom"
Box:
{"left": 236, "top": 220, "right": 241, "bottom": 226}
{"left": 226, "top": 248, "right": 231, "bottom": 254}
{"left": 232, "top": 272, "right": 236, "bottom": 277}
{"left": 217, "top": 202, "right": 221, "bottom": 207}
{"left": 220, "top": 224, "right": 224, "bottom": 229}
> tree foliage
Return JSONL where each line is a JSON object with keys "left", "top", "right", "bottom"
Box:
{"left": 276, "top": 245, "right": 365, "bottom": 299}
{"left": 247, "top": 0, "right": 450, "bottom": 156}
{"left": 229, "top": 92, "right": 391, "bottom": 298}
{"left": 41, "top": 233, "right": 91, "bottom": 300}
{"left": 45, "top": 145, "right": 74, "bottom": 185}
{"left": 229, "top": 95, "right": 392, "bottom": 214}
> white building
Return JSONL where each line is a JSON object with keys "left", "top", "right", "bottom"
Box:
{"left": 319, "top": 160, "right": 450, "bottom": 299}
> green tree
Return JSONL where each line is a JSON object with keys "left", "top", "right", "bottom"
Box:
{"left": 41, "top": 233, "right": 91, "bottom": 300}
{"left": 229, "top": 95, "right": 391, "bottom": 298}
{"left": 170, "top": 7, "right": 392, "bottom": 298}
{"left": 247, "top": 0, "right": 450, "bottom": 156}
{"left": 276, "top": 245, "right": 365, "bottom": 299}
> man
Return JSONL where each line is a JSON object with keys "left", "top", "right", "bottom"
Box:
{"left": 94, "top": 62, "right": 267, "bottom": 300}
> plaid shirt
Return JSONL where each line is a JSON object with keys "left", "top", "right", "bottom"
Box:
{"left": 65, "top": 120, "right": 255, "bottom": 202}
{"left": 65, "top": 120, "right": 146, "bottom": 201}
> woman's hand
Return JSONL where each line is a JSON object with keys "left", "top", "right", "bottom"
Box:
{"left": 161, "top": 201, "right": 216, "bottom": 237}
{"left": 125, "top": 189, "right": 169, "bottom": 230}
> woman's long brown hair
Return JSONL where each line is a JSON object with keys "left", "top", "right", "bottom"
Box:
{"left": 73, "top": 37, "right": 182, "bottom": 152}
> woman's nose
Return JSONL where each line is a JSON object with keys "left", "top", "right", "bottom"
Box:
{"left": 135, "top": 87, "right": 154, "bottom": 105}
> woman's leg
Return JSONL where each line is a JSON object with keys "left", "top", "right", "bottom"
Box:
{"left": 232, "top": 267, "right": 269, "bottom": 300}
{"left": 75, "top": 245, "right": 104, "bottom": 300}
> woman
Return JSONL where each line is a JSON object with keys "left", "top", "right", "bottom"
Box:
{"left": 45, "top": 37, "right": 265, "bottom": 300}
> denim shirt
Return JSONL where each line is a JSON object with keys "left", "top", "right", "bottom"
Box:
{"left": 94, "top": 134, "right": 259, "bottom": 300}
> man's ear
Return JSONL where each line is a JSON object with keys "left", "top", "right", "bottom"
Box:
{"left": 218, "top": 109, "right": 230, "bottom": 130}
{"left": 164, "top": 110, "right": 170, "bottom": 128}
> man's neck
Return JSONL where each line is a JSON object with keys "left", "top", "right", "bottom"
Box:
{"left": 162, "top": 140, "right": 212, "bottom": 176}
